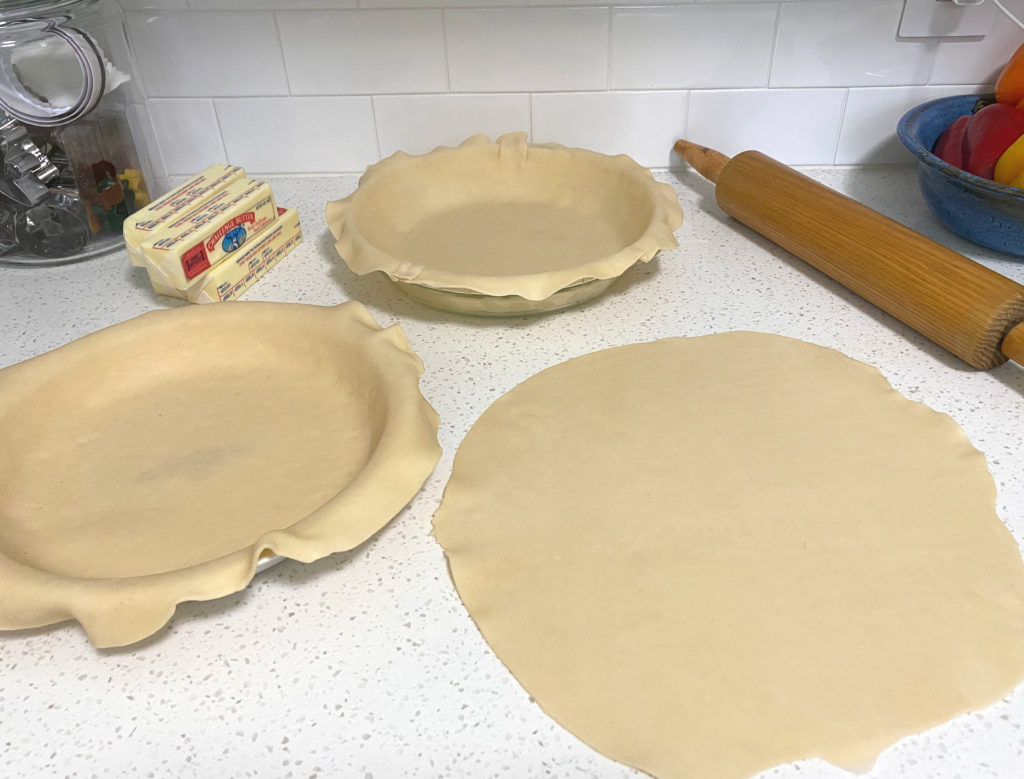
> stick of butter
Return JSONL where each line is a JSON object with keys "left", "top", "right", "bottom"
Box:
{"left": 140, "top": 178, "right": 277, "bottom": 289}
{"left": 143, "top": 207, "right": 302, "bottom": 303}
{"left": 189, "top": 207, "right": 302, "bottom": 303}
{"left": 123, "top": 164, "right": 245, "bottom": 267}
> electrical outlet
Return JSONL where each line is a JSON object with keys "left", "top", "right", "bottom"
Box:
{"left": 899, "top": 0, "right": 997, "bottom": 37}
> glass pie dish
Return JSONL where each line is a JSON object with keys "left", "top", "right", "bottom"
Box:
{"left": 0, "top": 301, "right": 440, "bottom": 647}
{"left": 326, "top": 133, "right": 684, "bottom": 316}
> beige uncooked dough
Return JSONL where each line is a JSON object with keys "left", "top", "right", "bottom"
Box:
{"left": 325, "top": 133, "right": 684, "bottom": 305}
{"left": 432, "top": 332, "right": 1024, "bottom": 779}
{"left": 0, "top": 301, "right": 440, "bottom": 648}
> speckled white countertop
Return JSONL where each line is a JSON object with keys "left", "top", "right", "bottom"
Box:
{"left": 2, "top": 167, "right": 1024, "bottom": 779}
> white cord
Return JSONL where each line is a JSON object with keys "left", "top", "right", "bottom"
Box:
{"left": 992, "top": 0, "right": 1024, "bottom": 30}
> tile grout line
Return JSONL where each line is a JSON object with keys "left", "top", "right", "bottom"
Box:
{"left": 528, "top": 92, "right": 535, "bottom": 142}
{"left": 209, "top": 99, "right": 229, "bottom": 170}
{"left": 370, "top": 96, "right": 383, "bottom": 162}
{"left": 680, "top": 90, "right": 692, "bottom": 151}
{"left": 170, "top": 87, "right": 876, "bottom": 99}
{"left": 832, "top": 87, "right": 852, "bottom": 165}
{"left": 765, "top": 0, "right": 782, "bottom": 90}
{"left": 440, "top": 8, "right": 453, "bottom": 94}
{"left": 605, "top": 6, "right": 614, "bottom": 92}
{"left": 271, "top": 11, "right": 293, "bottom": 98}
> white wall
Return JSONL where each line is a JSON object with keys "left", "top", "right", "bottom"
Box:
{"left": 119, "top": 0, "right": 1024, "bottom": 177}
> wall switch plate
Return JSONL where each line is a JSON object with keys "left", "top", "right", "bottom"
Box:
{"left": 899, "top": 0, "right": 997, "bottom": 37}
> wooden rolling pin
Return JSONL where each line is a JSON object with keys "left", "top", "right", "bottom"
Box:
{"left": 674, "top": 140, "right": 1024, "bottom": 370}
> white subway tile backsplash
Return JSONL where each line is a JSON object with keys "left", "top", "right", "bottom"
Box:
{"left": 128, "top": 102, "right": 170, "bottom": 196}
{"left": 189, "top": 1, "right": 354, "bottom": 8}
{"left": 358, "top": 0, "right": 519, "bottom": 6}
{"left": 931, "top": 18, "right": 1023, "bottom": 86}
{"left": 994, "top": 0, "right": 1024, "bottom": 26}
{"left": 214, "top": 97, "right": 378, "bottom": 173}
{"left": 771, "top": 1, "right": 936, "bottom": 88}
{"left": 686, "top": 89, "right": 847, "bottom": 165}
{"left": 125, "top": 12, "right": 288, "bottom": 98}
{"left": 532, "top": 91, "right": 688, "bottom": 169}
{"left": 445, "top": 7, "right": 608, "bottom": 93}
{"left": 374, "top": 94, "right": 530, "bottom": 157}
{"left": 119, "top": 0, "right": 1006, "bottom": 172}
{"left": 278, "top": 10, "right": 447, "bottom": 95}
{"left": 610, "top": 5, "right": 776, "bottom": 90}
{"left": 118, "top": 0, "right": 187, "bottom": 8}
{"left": 835, "top": 85, "right": 984, "bottom": 165}
{"left": 148, "top": 99, "right": 226, "bottom": 175}
{"left": 528, "top": 0, "right": 692, "bottom": 4}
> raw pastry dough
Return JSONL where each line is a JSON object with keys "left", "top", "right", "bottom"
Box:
{"left": 0, "top": 302, "right": 441, "bottom": 648}
{"left": 325, "top": 133, "right": 683, "bottom": 308}
{"left": 432, "top": 332, "right": 1024, "bottom": 779}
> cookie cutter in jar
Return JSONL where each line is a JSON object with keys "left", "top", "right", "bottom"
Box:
{"left": 0, "top": 13, "right": 123, "bottom": 128}
{"left": 0, "top": 4, "right": 140, "bottom": 266}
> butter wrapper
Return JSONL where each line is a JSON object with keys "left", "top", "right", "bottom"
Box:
{"left": 140, "top": 178, "right": 277, "bottom": 289}
{"left": 187, "top": 208, "right": 302, "bottom": 303}
{"left": 143, "top": 265, "right": 186, "bottom": 300}
{"left": 123, "top": 164, "right": 245, "bottom": 267}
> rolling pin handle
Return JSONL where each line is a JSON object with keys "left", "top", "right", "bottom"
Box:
{"left": 673, "top": 140, "right": 731, "bottom": 184}
{"left": 1001, "top": 322, "right": 1024, "bottom": 367}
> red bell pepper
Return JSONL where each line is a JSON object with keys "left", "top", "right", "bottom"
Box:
{"left": 961, "top": 103, "right": 1024, "bottom": 178}
{"left": 933, "top": 102, "right": 1024, "bottom": 179}
{"left": 933, "top": 114, "right": 969, "bottom": 169}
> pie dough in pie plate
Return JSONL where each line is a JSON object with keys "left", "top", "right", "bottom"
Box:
{"left": 325, "top": 132, "right": 684, "bottom": 316}
{"left": 0, "top": 301, "right": 441, "bottom": 648}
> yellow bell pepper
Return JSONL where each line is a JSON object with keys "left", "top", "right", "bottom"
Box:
{"left": 994, "top": 133, "right": 1024, "bottom": 188}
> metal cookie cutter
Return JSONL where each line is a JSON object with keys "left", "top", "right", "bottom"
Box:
{"left": 0, "top": 16, "right": 109, "bottom": 128}
{"left": 0, "top": 110, "right": 58, "bottom": 207}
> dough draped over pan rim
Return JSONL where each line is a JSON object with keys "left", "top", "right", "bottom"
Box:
{"left": 325, "top": 132, "right": 684, "bottom": 303}
{"left": 0, "top": 302, "right": 441, "bottom": 648}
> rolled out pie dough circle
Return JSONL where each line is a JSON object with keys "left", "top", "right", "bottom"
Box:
{"left": 432, "top": 332, "right": 1024, "bottom": 779}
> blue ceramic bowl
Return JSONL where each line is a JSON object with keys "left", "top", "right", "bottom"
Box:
{"left": 897, "top": 94, "right": 1024, "bottom": 258}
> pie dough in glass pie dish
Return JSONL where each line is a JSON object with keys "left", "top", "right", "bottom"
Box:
{"left": 325, "top": 132, "right": 684, "bottom": 316}
{"left": 0, "top": 301, "right": 441, "bottom": 648}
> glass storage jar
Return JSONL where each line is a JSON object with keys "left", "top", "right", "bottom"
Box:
{"left": 0, "top": 0, "right": 158, "bottom": 266}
